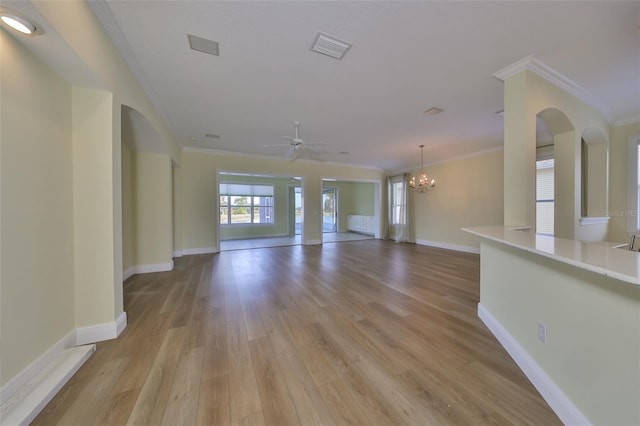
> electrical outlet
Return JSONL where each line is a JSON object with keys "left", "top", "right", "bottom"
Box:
{"left": 537, "top": 321, "right": 547, "bottom": 344}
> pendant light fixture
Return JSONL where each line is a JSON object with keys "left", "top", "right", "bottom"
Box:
{"left": 409, "top": 144, "right": 436, "bottom": 192}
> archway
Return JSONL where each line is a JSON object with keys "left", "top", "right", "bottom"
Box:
{"left": 535, "top": 108, "right": 574, "bottom": 237}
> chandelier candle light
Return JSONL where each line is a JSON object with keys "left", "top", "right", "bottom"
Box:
{"left": 409, "top": 144, "right": 436, "bottom": 192}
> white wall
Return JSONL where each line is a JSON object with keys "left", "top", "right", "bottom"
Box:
{"left": 0, "top": 29, "right": 75, "bottom": 385}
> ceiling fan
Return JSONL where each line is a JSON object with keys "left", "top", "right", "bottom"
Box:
{"left": 264, "top": 121, "right": 326, "bottom": 160}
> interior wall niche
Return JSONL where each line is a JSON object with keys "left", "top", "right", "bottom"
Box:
{"left": 581, "top": 128, "right": 608, "bottom": 218}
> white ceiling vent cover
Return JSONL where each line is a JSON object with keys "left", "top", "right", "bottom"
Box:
{"left": 310, "top": 32, "right": 352, "bottom": 60}
{"left": 188, "top": 34, "right": 219, "bottom": 56}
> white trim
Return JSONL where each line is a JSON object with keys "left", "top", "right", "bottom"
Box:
{"left": 613, "top": 115, "right": 640, "bottom": 128}
{"left": 75, "top": 311, "right": 128, "bottom": 345}
{"left": 416, "top": 239, "right": 480, "bottom": 254}
{"left": 182, "top": 146, "right": 384, "bottom": 172}
{"left": 391, "top": 146, "right": 504, "bottom": 176}
{"left": 303, "top": 239, "right": 322, "bottom": 246}
{"left": 87, "top": 1, "right": 181, "bottom": 150}
{"left": 0, "top": 345, "right": 95, "bottom": 426}
{"left": 578, "top": 216, "right": 610, "bottom": 226}
{"left": 173, "top": 249, "right": 183, "bottom": 258}
{"left": 133, "top": 261, "right": 173, "bottom": 274}
{"left": 115, "top": 312, "right": 127, "bottom": 337}
{"left": 182, "top": 247, "right": 218, "bottom": 255}
{"left": 123, "top": 266, "right": 135, "bottom": 281}
{"left": 478, "top": 304, "right": 590, "bottom": 426}
{"left": 0, "top": 331, "right": 76, "bottom": 407}
{"left": 124, "top": 261, "right": 173, "bottom": 280}
{"left": 493, "top": 55, "right": 614, "bottom": 125}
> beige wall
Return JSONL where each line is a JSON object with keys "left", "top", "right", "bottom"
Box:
{"left": 180, "top": 150, "right": 384, "bottom": 250}
{"left": 414, "top": 151, "right": 504, "bottom": 249}
{"left": 134, "top": 152, "right": 173, "bottom": 266}
{"left": 121, "top": 142, "right": 135, "bottom": 273}
{"left": 481, "top": 241, "right": 640, "bottom": 425}
{"left": 323, "top": 181, "right": 376, "bottom": 233}
{"left": 503, "top": 71, "right": 610, "bottom": 241}
{"left": 72, "top": 87, "right": 118, "bottom": 328}
{"left": 609, "top": 122, "right": 640, "bottom": 242}
{"left": 0, "top": 30, "right": 75, "bottom": 384}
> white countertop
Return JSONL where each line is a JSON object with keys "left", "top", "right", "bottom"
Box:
{"left": 462, "top": 226, "right": 640, "bottom": 286}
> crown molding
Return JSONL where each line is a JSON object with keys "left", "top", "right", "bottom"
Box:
{"left": 493, "top": 55, "right": 615, "bottom": 125}
{"left": 389, "top": 145, "right": 504, "bottom": 176}
{"left": 182, "top": 146, "right": 384, "bottom": 172}
{"left": 87, "top": 0, "right": 181, "bottom": 148}
{"left": 613, "top": 115, "right": 640, "bottom": 128}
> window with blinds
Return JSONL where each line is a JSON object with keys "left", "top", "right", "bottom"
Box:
{"left": 219, "top": 183, "right": 274, "bottom": 225}
{"left": 536, "top": 159, "right": 554, "bottom": 235}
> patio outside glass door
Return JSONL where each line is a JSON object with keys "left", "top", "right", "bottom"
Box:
{"left": 322, "top": 187, "right": 337, "bottom": 233}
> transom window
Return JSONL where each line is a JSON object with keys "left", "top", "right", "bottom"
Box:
{"left": 219, "top": 183, "right": 274, "bottom": 225}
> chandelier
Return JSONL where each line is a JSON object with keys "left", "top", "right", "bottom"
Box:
{"left": 409, "top": 144, "right": 436, "bottom": 192}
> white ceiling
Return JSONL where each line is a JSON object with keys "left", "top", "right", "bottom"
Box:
{"left": 11, "top": 1, "right": 640, "bottom": 172}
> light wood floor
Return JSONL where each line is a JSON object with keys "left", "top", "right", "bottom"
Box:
{"left": 33, "top": 240, "right": 561, "bottom": 425}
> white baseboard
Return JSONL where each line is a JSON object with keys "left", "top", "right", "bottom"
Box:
{"left": 303, "top": 239, "right": 322, "bottom": 246}
{"left": 182, "top": 247, "right": 218, "bottom": 255}
{"left": 123, "top": 261, "right": 174, "bottom": 281}
{"left": 0, "top": 331, "right": 76, "bottom": 408}
{"left": 0, "top": 345, "right": 95, "bottom": 426}
{"left": 75, "top": 312, "right": 127, "bottom": 345}
{"left": 173, "top": 249, "right": 183, "bottom": 258}
{"left": 123, "top": 266, "right": 135, "bottom": 281}
{"left": 477, "top": 304, "right": 590, "bottom": 426}
{"left": 416, "top": 239, "right": 480, "bottom": 254}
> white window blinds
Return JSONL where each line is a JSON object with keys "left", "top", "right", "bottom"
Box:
{"left": 536, "top": 159, "right": 554, "bottom": 235}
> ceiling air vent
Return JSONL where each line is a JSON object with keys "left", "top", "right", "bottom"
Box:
{"left": 188, "top": 34, "right": 219, "bottom": 56}
{"left": 310, "top": 32, "right": 352, "bottom": 60}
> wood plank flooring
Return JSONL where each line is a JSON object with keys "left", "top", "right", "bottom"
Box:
{"left": 33, "top": 240, "right": 561, "bottom": 425}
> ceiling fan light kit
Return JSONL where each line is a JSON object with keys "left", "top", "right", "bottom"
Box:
{"left": 264, "top": 121, "right": 326, "bottom": 160}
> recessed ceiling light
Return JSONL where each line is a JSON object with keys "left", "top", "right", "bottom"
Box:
{"left": 0, "top": 12, "right": 37, "bottom": 35}
{"left": 424, "top": 107, "right": 444, "bottom": 116}
{"left": 339, "top": 151, "right": 350, "bottom": 155}
{"left": 205, "top": 133, "right": 220, "bottom": 139}
{"left": 191, "top": 137, "right": 197, "bottom": 141}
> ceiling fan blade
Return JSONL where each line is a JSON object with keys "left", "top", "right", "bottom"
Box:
{"left": 264, "top": 143, "right": 292, "bottom": 148}
{"left": 302, "top": 141, "right": 326, "bottom": 146}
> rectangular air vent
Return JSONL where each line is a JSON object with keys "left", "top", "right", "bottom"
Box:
{"left": 188, "top": 34, "right": 219, "bottom": 56}
{"left": 310, "top": 32, "right": 352, "bottom": 60}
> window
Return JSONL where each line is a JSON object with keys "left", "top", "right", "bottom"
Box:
{"left": 628, "top": 137, "right": 640, "bottom": 232}
{"left": 390, "top": 180, "right": 404, "bottom": 225}
{"left": 536, "top": 158, "right": 554, "bottom": 235}
{"left": 219, "top": 183, "right": 274, "bottom": 225}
